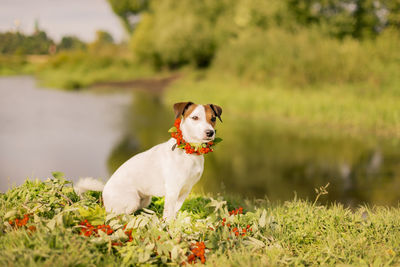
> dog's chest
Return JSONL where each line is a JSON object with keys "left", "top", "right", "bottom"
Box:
{"left": 168, "top": 149, "right": 204, "bottom": 185}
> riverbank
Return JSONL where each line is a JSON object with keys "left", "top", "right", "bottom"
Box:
{"left": 165, "top": 72, "right": 400, "bottom": 141}
{"left": 6, "top": 54, "right": 398, "bottom": 141}
{"left": 2, "top": 40, "right": 400, "bottom": 142}
{"left": 0, "top": 176, "right": 399, "bottom": 266}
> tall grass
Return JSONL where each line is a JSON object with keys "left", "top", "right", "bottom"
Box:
{"left": 0, "top": 55, "right": 36, "bottom": 76}
{"left": 212, "top": 27, "right": 400, "bottom": 90}
{"left": 165, "top": 72, "right": 400, "bottom": 140}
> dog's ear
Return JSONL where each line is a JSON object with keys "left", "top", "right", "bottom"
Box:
{"left": 173, "top": 102, "right": 194, "bottom": 118}
{"left": 209, "top": 104, "right": 223, "bottom": 122}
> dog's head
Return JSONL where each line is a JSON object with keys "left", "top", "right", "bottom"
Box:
{"left": 173, "top": 102, "right": 222, "bottom": 143}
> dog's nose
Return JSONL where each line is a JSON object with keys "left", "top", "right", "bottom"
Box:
{"left": 205, "top": 130, "right": 214, "bottom": 138}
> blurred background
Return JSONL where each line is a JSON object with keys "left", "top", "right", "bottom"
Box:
{"left": 0, "top": 0, "right": 399, "bottom": 206}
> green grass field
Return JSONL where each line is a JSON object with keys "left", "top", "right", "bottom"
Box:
{"left": 165, "top": 72, "right": 400, "bottom": 141}
{"left": 0, "top": 55, "right": 37, "bottom": 76}
{"left": 1, "top": 175, "right": 399, "bottom": 266}
{"left": 35, "top": 46, "right": 155, "bottom": 90}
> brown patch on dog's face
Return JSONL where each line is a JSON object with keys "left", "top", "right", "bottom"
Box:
{"left": 204, "top": 104, "right": 222, "bottom": 127}
{"left": 173, "top": 102, "right": 197, "bottom": 118}
{"left": 182, "top": 104, "right": 198, "bottom": 119}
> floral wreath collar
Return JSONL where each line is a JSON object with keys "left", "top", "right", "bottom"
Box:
{"left": 168, "top": 117, "right": 222, "bottom": 155}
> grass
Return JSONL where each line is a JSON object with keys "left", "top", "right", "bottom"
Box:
{"left": 35, "top": 46, "right": 155, "bottom": 90}
{"left": 1, "top": 174, "right": 399, "bottom": 266}
{"left": 165, "top": 71, "right": 400, "bottom": 141}
{"left": 0, "top": 45, "right": 156, "bottom": 90}
{"left": 0, "top": 55, "right": 37, "bottom": 76}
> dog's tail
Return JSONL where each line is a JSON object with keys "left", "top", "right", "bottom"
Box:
{"left": 74, "top": 177, "right": 105, "bottom": 195}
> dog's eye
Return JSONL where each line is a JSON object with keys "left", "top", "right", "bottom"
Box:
{"left": 211, "top": 117, "right": 216, "bottom": 122}
{"left": 191, "top": 116, "right": 199, "bottom": 120}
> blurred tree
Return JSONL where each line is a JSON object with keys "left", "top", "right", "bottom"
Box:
{"left": 287, "top": 0, "right": 398, "bottom": 38}
{"left": 0, "top": 31, "right": 54, "bottom": 55}
{"left": 353, "top": 0, "right": 380, "bottom": 38}
{"left": 94, "top": 30, "right": 114, "bottom": 44}
{"left": 383, "top": 0, "right": 400, "bottom": 28}
{"left": 107, "top": 0, "right": 149, "bottom": 33}
{"left": 58, "top": 36, "right": 87, "bottom": 51}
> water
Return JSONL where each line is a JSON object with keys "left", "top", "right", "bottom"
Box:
{"left": 1, "top": 76, "right": 399, "bottom": 206}
{"left": 0, "top": 76, "right": 131, "bottom": 189}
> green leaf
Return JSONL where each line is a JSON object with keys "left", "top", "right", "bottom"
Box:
{"left": 168, "top": 126, "right": 177, "bottom": 133}
{"left": 213, "top": 137, "right": 223, "bottom": 144}
{"left": 52, "top": 171, "right": 65, "bottom": 179}
{"left": 245, "top": 237, "right": 265, "bottom": 248}
{"left": 171, "top": 245, "right": 179, "bottom": 261}
{"left": 4, "top": 210, "right": 17, "bottom": 219}
{"left": 259, "top": 209, "right": 267, "bottom": 228}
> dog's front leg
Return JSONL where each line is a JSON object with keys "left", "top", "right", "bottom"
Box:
{"left": 174, "top": 191, "right": 190, "bottom": 215}
{"left": 163, "top": 192, "right": 179, "bottom": 221}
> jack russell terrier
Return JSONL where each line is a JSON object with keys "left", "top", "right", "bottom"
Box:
{"left": 74, "top": 102, "right": 222, "bottom": 221}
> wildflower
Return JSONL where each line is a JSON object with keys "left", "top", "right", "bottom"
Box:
{"left": 187, "top": 241, "right": 207, "bottom": 264}
{"left": 9, "top": 213, "right": 31, "bottom": 229}
{"left": 78, "top": 220, "right": 114, "bottom": 238}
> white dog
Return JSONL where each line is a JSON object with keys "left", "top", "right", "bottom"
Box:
{"left": 75, "top": 102, "right": 222, "bottom": 220}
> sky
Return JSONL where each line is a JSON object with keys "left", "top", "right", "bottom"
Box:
{"left": 0, "top": 0, "right": 126, "bottom": 42}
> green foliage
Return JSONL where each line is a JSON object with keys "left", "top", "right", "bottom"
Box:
{"left": 128, "top": 0, "right": 400, "bottom": 81}
{"left": 0, "top": 31, "right": 54, "bottom": 55}
{"left": 288, "top": 0, "right": 400, "bottom": 39}
{"left": 1, "top": 177, "right": 400, "bottom": 265}
{"left": 0, "top": 55, "right": 35, "bottom": 76}
{"left": 166, "top": 72, "right": 400, "bottom": 140}
{"left": 93, "top": 30, "right": 114, "bottom": 45}
{"left": 212, "top": 27, "right": 400, "bottom": 87}
{"left": 131, "top": 2, "right": 216, "bottom": 68}
{"left": 107, "top": 0, "right": 149, "bottom": 33}
{"left": 36, "top": 45, "right": 153, "bottom": 90}
{"left": 58, "top": 35, "right": 86, "bottom": 51}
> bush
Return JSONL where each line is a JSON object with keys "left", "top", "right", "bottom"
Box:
{"left": 212, "top": 27, "right": 400, "bottom": 88}
{"left": 36, "top": 44, "right": 152, "bottom": 89}
{"left": 129, "top": 0, "right": 400, "bottom": 89}
{"left": 130, "top": 0, "right": 290, "bottom": 69}
{"left": 131, "top": 1, "right": 220, "bottom": 68}
{"left": 0, "top": 31, "right": 54, "bottom": 55}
